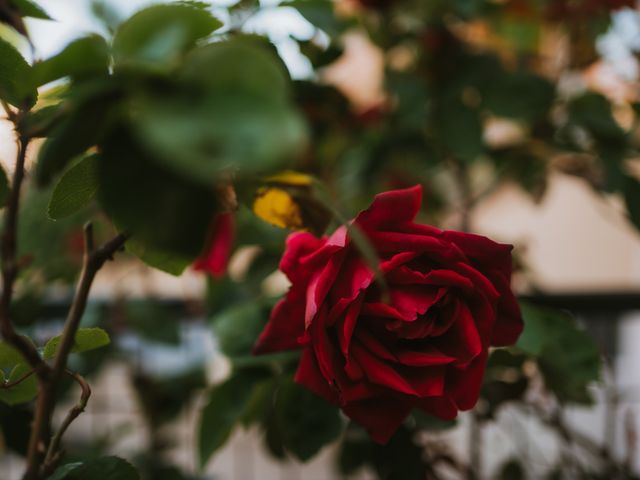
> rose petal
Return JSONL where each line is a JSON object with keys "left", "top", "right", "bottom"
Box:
{"left": 295, "top": 348, "right": 340, "bottom": 404}
{"left": 438, "top": 301, "right": 482, "bottom": 365}
{"left": 253, "top": 289, "right": 305, "bottom": 354}
{"left": 280, "top": 232, "right": 327, "bottom": 282}
{"left": 193, "top": 213, "right": 234, "bottom": 277}
{"left": 447, "top": 350, "right": 489, "bottom": 410}
{"left": 355, "top": 185, "right": 422, "bottom": 231}
{"left": 305, "top": 251, "right": 347, "bottom": 328}
{"left": 351, "top": 342, "right": 420, "bottom": 396}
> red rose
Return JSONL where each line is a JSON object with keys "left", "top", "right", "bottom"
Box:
{"left": 254, "top": 186, "right": 523, "bottom": 443}
{"left": 193, "top": 213, "right": 234, "bottom": 277}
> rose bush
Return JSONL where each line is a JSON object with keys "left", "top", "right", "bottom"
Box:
{"left": 254, "top": 186, "right": 523, "bottom": 443}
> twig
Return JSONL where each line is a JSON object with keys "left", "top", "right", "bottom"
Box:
{"left": 23, "top": 226, "right": 129, "bottom": 480}
{"left": 1, "top": 368, "right": 34, "bottom": 388}
{"left": 0, "top": 132, "right": 48, "bottom": 377}
{"left": 1, "top": 100, "right": 17, "bottom": 123}
{"left": 42, "top": 370, "right": 92, "bottom": 474}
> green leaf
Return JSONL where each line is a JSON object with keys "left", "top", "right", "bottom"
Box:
{"left": 212, "top": 302, "right": 269, "bottom": 359}
{"left": 48, "top": 456, "right": 139, "bottom": 480}
{"left": 33, "top": 35, "right": 109, "bottom": 87}
{"left": 484, "top": 72, "right": 554, "bottom": 122}
{"left": 198, "top": 370, "right": 265, "bottom": 467}
{"left": 499, "top": 459, "right": 525, "bottom": 480}
{"left": 13, "top": 0, "right": 52, "bottom": 20}
{"left": 124, "top": 300, "right": 181, "bottom": 345}
{"left": 281, "top": 0, "right": 344, "bottom": 38}
{"left": 48, "top": 155, "right": 99, "bottom": 220}
{"left": 275, "top": 379, "right": 342, "bottom": 461}
{"left": 437, "top": 89, "right": 484, "bottom": 163}
{"left": 19, "top": 104, "right": 63, "bottom": 138}
{"left": 518, "top": 303, "right": 602, "bottom": 404}
{"left": 0, "top": 38, "right": 37, "bottom": 108}
{"left": 624, "top": 175, "right": 640, "bottom": 232}
{"left": 0, "top": 337, "right": 36, "bottom": 368}
{"left": 112, "top": 4, "right": 222, "bottom": 72}
{"left": 181, "top": 39, "right": 290, "bottom": 100}
{"left": 43, "top": 327, "right": 111, "bottom": 360}
{"left": 130, "top": 38, "right": 305, "bottom": 182}
{"left": 0, "top": 364, "right": 38, "bottom": 405}
{"left": 125, "top": 238, "right": 191, "bottom": 276}
{"left": 46, "top": 463, "right": 83, "bottom": 480}
{"left": 569, "top": 92, "right": 627, "bottom": 144}
{"left": 97, "top": 131, "right": 216, "bottom": 257}
{"left": 35, "top": 82, "right": 121, "bottom": 186}
{"left": 0, "top": 163, "right": 9, "bottom": 208}
{"left": 134, "top": 93, "right": 306, "bottom": 182}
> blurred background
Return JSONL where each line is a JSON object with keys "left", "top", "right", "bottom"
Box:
{"left": 2, "top": 0, "right": 640, "bottom": 479}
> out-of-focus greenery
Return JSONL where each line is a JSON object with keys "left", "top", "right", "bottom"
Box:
{"left": 0, "top": 0, "right": 638, "bottom": 479}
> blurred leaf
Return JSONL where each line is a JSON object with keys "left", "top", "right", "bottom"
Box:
{"left": 112, "top": 4, "right": 222, "bottom": 72}
{"left": 49, "top": 456, "right": 139, "bottom": 480}
{"left": 133, "top": 93, "right": 306, "bottom": 182}
{"left": 35, "top": 81, "right": 121, "bottom": 186}
{"left": 133, "top": 369, "right": 205, "bottom": 427}
{"left": 518, "top": 303, "right": 601, "bottom": 404}
{"left": 47, "top": 463, "right": 83, "bottom": 480}
{"left": 484, "top": 72, "right": 554, "bottom": 122}
{"left": 373, "top": 426, "right": 426, "bottom": 480}
{"left": 436, "top": 89, "right": 484, "bottom": 163}
{"left": 569, "top": 92, "right": 626, "bottom": 144}
{"left": 18, "top": 186, "right": 88, "bottom": 282}
{"left": 0, "top": 363, "right": 37, "bottom": 405}
{"left": 337, "top": 424, "right": 374, "bottom": 475}
{"left": 43, "top": 327, "right": 111, "bottom": 360}
{"left": 275, "top": 379, "right": 342, "bottom": 461}
{"left": 198, "top": 369, "right": 265, "bottom": 467}
{"left": 297, "top": 39, "right": 343, "bottom": 68}
{"left": 0, "top": 403, "right": 33, "bottom": 455}
{"left": 0, "top": 337, "right": 36, "bottom": 368}
{"left": 12, "top": 0, "right": 51, "bottom": 20}
{"left": 0, "top": 37, "right": 36, "bottom": 108}
{"left": 212, "top": 302, "right": 268, "bottom": 359}
{"left": 240, "top": 377, "right": 275, "bottom": 427}
{"left": 125, "top": 238, "right": 191, "bottom": 276}
{"left": 181, "top": 38, "right": 290, "bottom": 101}
{"left": 624, "top": 174, "right": 640, "bottom": 232}
{"left": 97, "top": 131, "right": 216, "bottom": 257}
{"left": 480, "top": 349, "right": 529, "bottom": 418}
{"left": 281, "top": 0, "right": 344, "bottom": 38}
{"left": 412, "top": 411, "right": 456, "bottom": 431}
{"left": 499, "top": 458, "right": 525, "bottom": 480}
{"left": 130, "top": 38, "right": 305, "bottom": 181}
{"left": 19, "top": 104, "right": 63, "bottom": 138}
{"left": 33, "top": 35, "right": 109, "bottom": 87}
{"left": 124, "top": 300, "right": 181, "bottom": 345}
{"left": 48, "top": 154, "right": 99, "bottom": 220}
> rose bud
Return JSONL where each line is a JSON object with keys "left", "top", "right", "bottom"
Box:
{"left": 192, "top": 213, "right": 234, "bottom": 277}
{"left": 254, "top": 186, "right": 523, "bottom": 443}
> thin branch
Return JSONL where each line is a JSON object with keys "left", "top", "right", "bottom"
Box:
{"left": 1, "top": 368, "right": 34, "bottom": 389}
{"left": 42, "top": 370, "right": 91, "bottom": 472}
{"left": 50, "top": 227, "right": 128, "bottom": 386}
{"left": 24, "top": 227, "right": 129, "bottom": 480}
{"left": 1, "top": 100, "right": 17, "bottom": 123}
{"left": 0, "top": 133, "right": 48, "bottom": 377}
